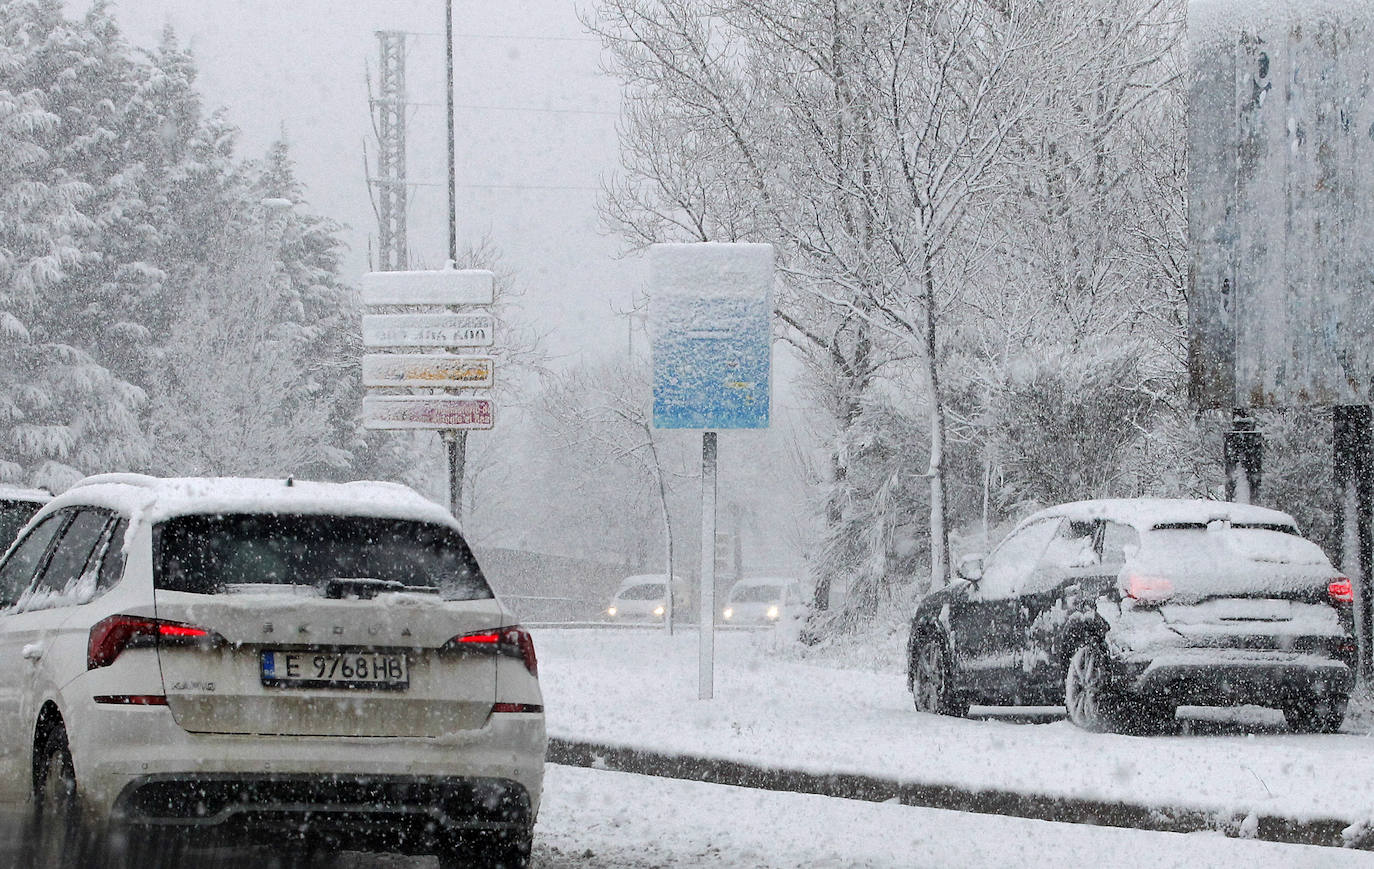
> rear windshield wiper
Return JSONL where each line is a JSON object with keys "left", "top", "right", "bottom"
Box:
{"left": 321, "top": 577, "right": 408, "bottom": 600}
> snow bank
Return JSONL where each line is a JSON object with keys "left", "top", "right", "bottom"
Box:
{"left": 539, "top": 765, "right": 1370, "bottom": 868}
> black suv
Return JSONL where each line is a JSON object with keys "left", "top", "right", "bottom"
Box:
{"left": 907, "top": 499, "right": 1356, "bottom": 734}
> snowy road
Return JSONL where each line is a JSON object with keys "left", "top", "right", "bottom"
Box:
{"left": 2, "top": 765, "right": 1362, "bottom": 868}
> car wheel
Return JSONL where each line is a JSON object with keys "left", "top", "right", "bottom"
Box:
{"left": 1283, "top": 693, "right": 1348, "bottom": 734}
{"left": 1064, "top": 641, "right": 1127, "bottom": 733}
{"left": 439, "top": 829, "right": 533, "bottom": 869}
{"left": 911, "top": 635, "right": 968, "bottom": 717}
{"left": 32, "top": 722, "right": 82, "bottom": 865}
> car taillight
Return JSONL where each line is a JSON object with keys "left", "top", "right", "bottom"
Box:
{"left": 1329, "top": 577, "right": 1354, "bottom": 604}
{"left": 1125, "top": 574, "right": 1175, "bottom": 603}
{"left": 87, "top": 614, "right": 215, "bottom": 670}
{"left": 446, "top": 626, "right": 538, "bottom": 677}
{"left": 491, "top": 702, "right": 543, "bottom": 714}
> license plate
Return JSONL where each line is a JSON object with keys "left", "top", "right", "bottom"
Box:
{"left": 261, "top": 650, "right": 409, "bottom": 690}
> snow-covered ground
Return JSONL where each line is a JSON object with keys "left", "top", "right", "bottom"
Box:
{"left": 536, "top": 626, "right": 1374, "bottom": 827}
{"left": 534, "top": 764, "right": 1371, "bottom": 868}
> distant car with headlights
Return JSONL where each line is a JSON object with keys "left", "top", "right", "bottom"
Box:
{"left": 722, "top": 578, "right": 803, "bottom": 626}
{"left": 907, "top": 499, "right": 1356, "bottom": 735}
{"left": 0, "top": 485, "right": 50, "bottom": 551}
{"left": 605, "top": 574, "right": 682, "bottom": 622}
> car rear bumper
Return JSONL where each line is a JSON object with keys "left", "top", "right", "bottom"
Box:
{"left": 111, "top": 772, "right": 530, "bottom": 854}
{"left": 66, "top": 700, "right": 545, "bottom": 829}
{"left": 1124, "top": 650, "right": 1354, "bottom": 706}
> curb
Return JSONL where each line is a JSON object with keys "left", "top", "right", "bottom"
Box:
{"left": 547, "top": 737, "right": 1361, "bottom": 850}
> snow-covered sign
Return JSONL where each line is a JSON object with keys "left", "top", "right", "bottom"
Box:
{"left": 362, "top": 354, "right": 494, "bottom": 389}
{"left": 362, "top": 314, "right": 494, "bottom": 348}
{"left": 649, "top": 243, "right": 773, "bottom": 429}
{"left": 360, "top": 269, "right": 494, "bottom": 307}
{"left": 361, "top": 395, "right": 494, "bottom": 430}
{"left": 1188, "top": 0, "right": 1374, "bottom": 408}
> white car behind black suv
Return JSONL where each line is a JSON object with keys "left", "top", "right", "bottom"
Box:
{"left": 0, "top": 474, "right": 545, "bottom": 867}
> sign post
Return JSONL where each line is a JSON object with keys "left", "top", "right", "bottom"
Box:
{"left": 649, "top": 242, "right": 773, "bottom": 700}
{"left": 358, "top": 267, "right": 496, "bottom": 521}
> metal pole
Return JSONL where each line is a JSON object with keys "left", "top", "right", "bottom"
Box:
{"left": 1334, "top": 406, "right": 1374, "bottom": 681}
{"left": 442, "top": 0, "right": 468, "bottom": 523}
{"left": 443, "top": 429, "right": 464, "bottom": 523}
{"left": 445, "top": 0, "right": 457, "bottom": 266}
{"left": 699, "top": 431, "right": 718, "bottom": 700}
{"left": 1225, "top": 409, "right": 1262, "bottom": 504}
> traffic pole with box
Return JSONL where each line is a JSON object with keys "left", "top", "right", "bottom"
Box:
{"left": 649, "top": 242, "right": 774, "bottom": 701}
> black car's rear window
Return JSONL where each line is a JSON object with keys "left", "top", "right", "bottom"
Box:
{"left": 153, "top": 513, "right": 493, "bottom": 600}
{"left": 0, "top": 501, "right": 42, "bottom": 549}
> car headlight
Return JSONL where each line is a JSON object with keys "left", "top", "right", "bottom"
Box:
{"left": 723, "top": 607, "right": 734, "bottom": 620}
{"left": 607, "top": 606, "right": 617, "bottom": 617}
{"left": 766, "top": 605, "right": 779, "bottom": 620}
{"left": 653, "top": 605, "right": 665, "bottom": 617}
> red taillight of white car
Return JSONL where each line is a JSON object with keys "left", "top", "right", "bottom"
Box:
{"left": 1329, "top": 577, "right": 1355, "bottom": 604}
{"left": 1125, "top": 574, "right": 1175, "bottom": 604}
{"left": 87, "top": 614, "right": 218, "bottom": 670}
{"left": 445, "top": 625, "right": 539, "bottom": 677}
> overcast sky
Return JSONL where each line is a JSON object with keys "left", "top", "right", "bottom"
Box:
{"left": 72, "top": 0, "right": 642, "bottom": 360}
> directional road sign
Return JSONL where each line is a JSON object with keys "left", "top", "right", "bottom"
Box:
{"left": 362, "top": 354, "right": 494, "bottom": 389}
{"left": 361, "top": 395, "right": 494, "bottom": 430}
{"left": 362, "top": 314, "right": 494, "bottom": 348}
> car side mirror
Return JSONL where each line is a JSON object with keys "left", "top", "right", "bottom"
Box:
{"left": 956, "top": 554, "right": 984, "bottom": 583}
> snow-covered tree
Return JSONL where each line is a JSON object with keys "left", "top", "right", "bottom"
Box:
{"left": 534, "top": 356, "right": 695, "bottom": 611}
{"left": 147, "top": 227, "right": 349, "bottom": 477}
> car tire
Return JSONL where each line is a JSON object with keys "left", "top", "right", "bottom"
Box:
{"left": 439, "top": 829, "right": 533, "bottom": 869}
{"left": 32, "top": 722, "right": 84, "bottom": 866}
{"left": 911, "top": 634, "right": 969, "bottom": 718}
{"left": 1064, "top": 641, "right": 1131, "bottom": 733}
{"left": 1283, "top": 693, "right": 1348, "bottom": 734}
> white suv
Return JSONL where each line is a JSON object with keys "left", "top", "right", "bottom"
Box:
{"left": 0, "top": 474, "right": 545, "bottom": 867}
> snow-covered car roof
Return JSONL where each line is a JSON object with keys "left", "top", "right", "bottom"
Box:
{"left": 42, "top": 474, "right": 457, "bottom": 529}
{"left": 617, "top": 573, "right": 677, "bottom": 589}
{"left": 1021, "top": 498, "right": 1298, "bottom": 533}
{"left": 732, "top": 576, "right": 798, "bottom": 588}
{"left": 0, "top": 485, "right": 51, "bottom": 505}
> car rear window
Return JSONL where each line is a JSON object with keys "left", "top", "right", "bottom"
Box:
{"left": 1145, "top": 523, "right": 1326, "bottom": 566}
{"left": 618, "top": 583, "right": 664, "bottom": 600}
{"left": 731, "top": 584, "right": 783, "bottom": 603}
{"left": 153, "top": 513, "right": 493, "bottom": 600}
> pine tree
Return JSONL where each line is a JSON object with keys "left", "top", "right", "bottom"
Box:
{"left": 0, "top": 0, "right": 145, "bottom": 488}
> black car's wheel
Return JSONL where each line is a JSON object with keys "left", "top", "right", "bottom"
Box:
{"left": 1283, "top": 693, "right": 1348, "bottom": 734}
{"left": 911, "top": 634, "right": 968, "bottom": 717}
{"left": 33, "top": 722, "right": 82, "bottom": 865}
{"left": 1064, "top": 641, "right": 1128, "bottom": 733}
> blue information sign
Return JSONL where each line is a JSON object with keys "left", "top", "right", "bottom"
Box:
{"left": 649, "top": 243, "right": 773, "bottom": 430}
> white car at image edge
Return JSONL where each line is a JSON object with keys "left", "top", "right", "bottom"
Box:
{"left": 0, "top": 473, "right": 545, "bottom": 867}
